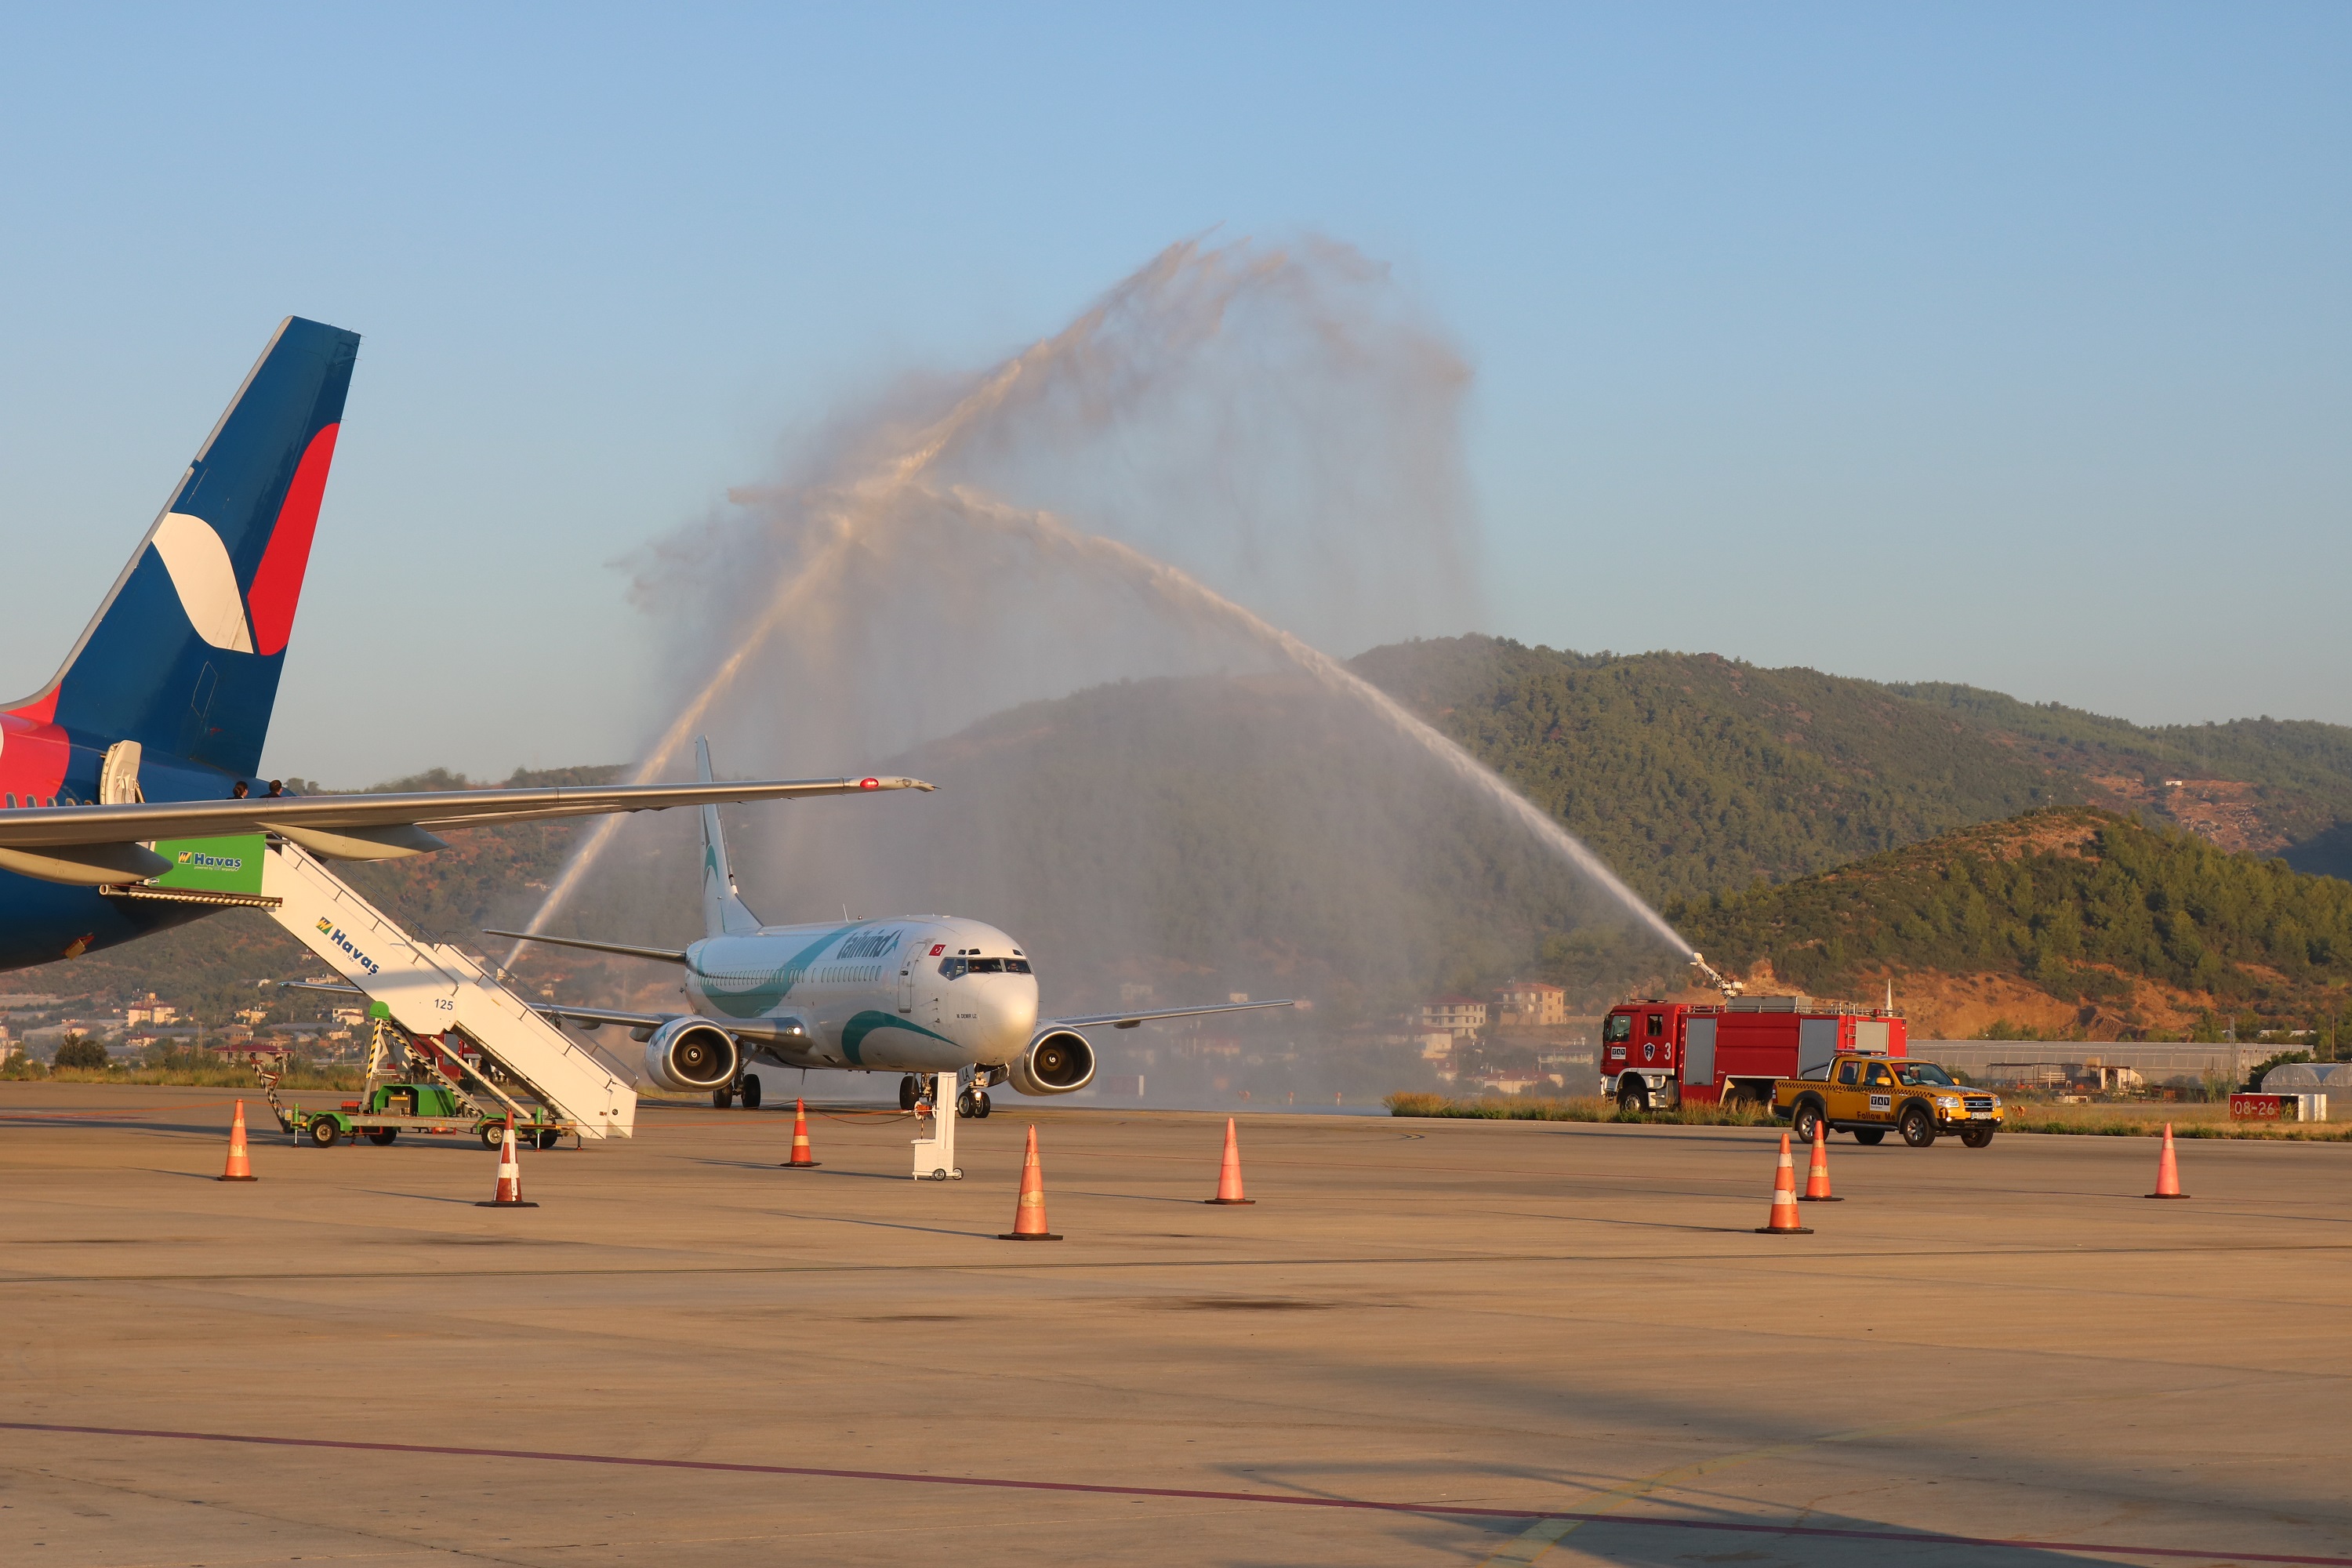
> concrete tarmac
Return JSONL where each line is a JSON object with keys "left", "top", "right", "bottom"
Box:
{"left": 3, "top": 1082, "right": 2349, "bottom": 1566}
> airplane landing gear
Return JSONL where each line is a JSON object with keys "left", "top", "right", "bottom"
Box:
{"left": 956, "top": 1087, "right": 992, "bottom": 1119}
{"left": 739, "top": 1073, "right": 761, "bottom": 1109}
{"left": 898, "top": 1073, "right": 921, "bottom": 1111}
{"left": 711, "top": 1086, "right": 734, "bottom": 1109}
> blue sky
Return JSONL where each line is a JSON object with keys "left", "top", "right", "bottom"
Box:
{"left": 0, "top": 5, "right": 2344, "bottom": 782}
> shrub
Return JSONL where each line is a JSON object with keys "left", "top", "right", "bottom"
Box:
{"left": 52, "top": 1035, "right": 111, "bottom": 1071}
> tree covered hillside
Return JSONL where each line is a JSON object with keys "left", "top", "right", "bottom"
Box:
{"left": 1672, "top": 808, "right": 2352, "bottom": 1044}
{"left": 1352, "top": 636, "right": 2352, "bottom": 899}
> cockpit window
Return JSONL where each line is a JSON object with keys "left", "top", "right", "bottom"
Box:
{"left": 939, "top": 956, "right": 1033, "bottom": 979}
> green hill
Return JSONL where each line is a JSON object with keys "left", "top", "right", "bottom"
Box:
{"left": 11, "top": 637, "right": 2352, "bottom": 1037}
{"left": 1351, "top": 636, "right": 2352, "bottom": 898}
{"left": 1669, "top": 807, "right": 2352, "bottom": 1045}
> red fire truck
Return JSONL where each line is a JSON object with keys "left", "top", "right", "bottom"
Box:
{"left": 1601, "top": 994, "right": 1907, "bottom": 1112}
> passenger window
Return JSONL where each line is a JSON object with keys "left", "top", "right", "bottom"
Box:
{"left": 1866, "top": 1063, "right": 1896, "bottom": 1087}
{"left": 1602, "top": 1015, "right": 1632, "bottom": 1044}
{"left": 1646, "top": 1014, "right": 1664, "bottom": 1039}
{"left": 1835, "top": 1061, "right": 1860, "bottom": 1086}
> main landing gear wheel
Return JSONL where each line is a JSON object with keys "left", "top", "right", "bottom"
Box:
{"left": 712, "top": 1087, "right": 735, "bottom": 1109}
{"left": 739, "top": 1074, "right": 762, "bottom": 1110}
{"left": 898, "top": 1075, "right": 921, "bottom": 1112}
{"left": 1899, "top": 1105, "right": 1937, "bottom": 1148}
{"left": 307, "top": 1118, "right": 341, "bottom": 1149}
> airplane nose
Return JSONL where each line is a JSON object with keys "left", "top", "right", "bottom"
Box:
{"left": 979, "top": 980, "right": 1039, "bottom": 1058}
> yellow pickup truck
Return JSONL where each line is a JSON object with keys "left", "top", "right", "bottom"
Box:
{"left": 1775, "top": 1053, "right": 2004, "bottom": 1148}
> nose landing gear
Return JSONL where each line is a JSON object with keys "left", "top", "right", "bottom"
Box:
{"left": 956, "top": 1087, "right": 992, "bottom": 1119}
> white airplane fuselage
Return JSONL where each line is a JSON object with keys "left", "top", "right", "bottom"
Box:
{"left": 686, "top": 916, "right": 1037, "bottom": 1075}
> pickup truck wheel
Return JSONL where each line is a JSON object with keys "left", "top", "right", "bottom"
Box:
{"left": 1853, "top": 1128, "right": 1886, "bottom": 1145}
{"left": 1790, "top": 1101, "right": 1824, "bottom": 1145}
{"left": 1899, "top": 1105, "right": 1936, "bottom": 1148}
{"left": 1617, "top": 1082, "right": 1649, "bottom": 1115}
{"left": 1961, "top": 1126, "right": 1995, "bottom": 1149}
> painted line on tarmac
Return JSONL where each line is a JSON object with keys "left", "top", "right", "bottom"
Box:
{"left": 1, "top": 1421, "right": 2345, "bottom": 1565}
{"left": 10, "top": 1239, "right": 2352, "bottom": 1288}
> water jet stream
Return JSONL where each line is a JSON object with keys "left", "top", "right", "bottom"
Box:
{"left": 509, "top": 238, "right": 1695, "bottom": 970}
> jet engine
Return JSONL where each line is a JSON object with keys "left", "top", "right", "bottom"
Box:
{"left": 643, "top": 1016, "right": 741, "bottom": 1092}
{"left": 1006, "top": 1028, "right": 1094, "bottom": 1096}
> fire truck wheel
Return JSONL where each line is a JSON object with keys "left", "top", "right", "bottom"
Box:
{"left": 1899, "top": 1105, "right": 1937, "bottom": 1148}
{"left": 1960, "top": 1126, "right": 1995, "bottom": 1149}
{"left": 1853, "top": 1128, "right": 1886, "bottom": 1145}
{"left": 1617, "top": 1083, "right": 1649, "bottom": 1116}
{"left": 367, "top": 1128, "right": 398, "bottom": 1146}
{"left": 1790, "top": 1101, "right": 1824, "bottom": 1146}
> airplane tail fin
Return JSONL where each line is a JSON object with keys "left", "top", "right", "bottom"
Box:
{"left": 3, "top": 317, "right": 360, "bottom": 780}
{"left": 696, "top": 737, "right": 763, "bottom": 938}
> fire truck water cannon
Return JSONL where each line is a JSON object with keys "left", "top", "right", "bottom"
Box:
{"left": 1690, "top": 953, "right": 1744, "bottom": 997}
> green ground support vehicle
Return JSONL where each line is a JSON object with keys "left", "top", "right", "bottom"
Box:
{"left": 259, "top": 1003, "right": 577, "bottom": 1150}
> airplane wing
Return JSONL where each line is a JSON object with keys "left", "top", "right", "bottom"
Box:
{"left": 0, "top": 775, "right": 934, "bottom": 884}
{"left": 1047, "top": 999, "right": 1299, "bottom": 1031}
{"left": 478, "top": 929, "right": 688, "bottom": 964}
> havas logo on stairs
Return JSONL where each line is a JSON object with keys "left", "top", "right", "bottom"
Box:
{"left": 315, "top": 916, "right": 382, "bottom": 975}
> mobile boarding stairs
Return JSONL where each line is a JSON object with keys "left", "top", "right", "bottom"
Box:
{"left": 172, "top": 839, "right": 638, "bottom": 1139}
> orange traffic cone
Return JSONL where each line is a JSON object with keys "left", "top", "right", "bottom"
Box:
{"left": 217, "top": 1099, "right": 257, "bottom": 1181}
{"left": 1204, "top": 1116, "right": 1254, "bottom": 1205}
{"left": 1755, "top": 1131, "right": 1813, "bottom": 1234}
{"left": 476, "top": 1123, "right": 538, "bottom": 1208}
{"left": 998, "top": 1125, "right": 1062, "bottom": 1241}
{"left": 1799, "top": 1122, "right": 1842, "bottom": 1202}
{"left": 781, "top": 1098, "right": 820, "bottom": 1168}
{"left": 2146, "top": 1123, "right": 2190, "bottom": 1199}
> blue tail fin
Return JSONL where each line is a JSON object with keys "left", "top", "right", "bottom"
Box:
{"left": 4, "top": 317, "right": 359, "bottom": 778}
{"left": 697, "top": 737, "right": 764, "bottom": 937}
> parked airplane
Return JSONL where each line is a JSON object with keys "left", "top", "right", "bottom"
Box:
{"left": 0, "top": 318, "right": 927, "bottom": 973}
{"left": 487, "top": 739, "right": 1296, "bottom": 1114}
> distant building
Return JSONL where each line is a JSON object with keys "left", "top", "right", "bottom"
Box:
{"left": 1419, "top": 996, "right": 1487, "bottom": 1038}
{"left": 1495, "top": 980, "right": 1566, "bottom": 1028}
{"left": 127, "top": 1000, "right": 177, "bottom": 1025}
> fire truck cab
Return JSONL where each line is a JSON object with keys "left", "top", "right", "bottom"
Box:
{"left": 1601, "top": 996, "right": 1907, "bottom": 1112}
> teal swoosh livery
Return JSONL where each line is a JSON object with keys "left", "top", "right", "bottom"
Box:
{"left": 694, "top": 924, "right": 858, "bottom": 1018}
{"left": 840, "top": 1010, "right": 955, "bottom": 1066}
